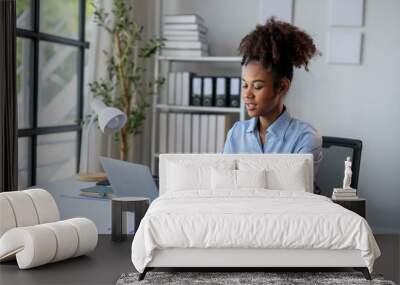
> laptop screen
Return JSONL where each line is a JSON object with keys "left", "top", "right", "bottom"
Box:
{"left": 99, "top": 157, "right": 158, "bottom": 201}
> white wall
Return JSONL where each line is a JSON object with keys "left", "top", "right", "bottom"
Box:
{"left": 145, "top": 0, "right": 399, "bottom": 233}
{"left": 288, "top": 0, "right": 400, "bottom": 234}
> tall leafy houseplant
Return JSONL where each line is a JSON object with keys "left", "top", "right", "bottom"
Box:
{"left": 89, "top": 0, "right": 163, "bottom": 161}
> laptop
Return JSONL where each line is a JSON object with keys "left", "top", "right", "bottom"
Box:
{"left": 99, "top": 156, "right": 158, "bottom": 201}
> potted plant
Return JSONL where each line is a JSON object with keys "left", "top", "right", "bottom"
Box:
{"left": 89, "top": 0, "right": 164, "bottom": 161}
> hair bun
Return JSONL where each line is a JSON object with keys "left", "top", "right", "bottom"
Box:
{"left": 239, "top": 17, "right": 320, "bottom": 77}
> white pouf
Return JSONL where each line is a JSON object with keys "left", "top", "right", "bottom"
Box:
{"left": 0, "top": 189, "right": 98, "bottom": 269}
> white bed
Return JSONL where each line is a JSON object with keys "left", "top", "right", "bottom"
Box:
{"left": 131, "top": 154, "right": 380, "bottom": 280}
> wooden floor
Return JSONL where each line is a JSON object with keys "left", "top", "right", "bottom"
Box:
{"left": 374, "top": 234, "right": 400, "bottom": 284}
{"left": 0, "top": 234, "right": 398, "bottom": 285}
{"left": 0, "top": 235, "right": 134, "bottom": 285}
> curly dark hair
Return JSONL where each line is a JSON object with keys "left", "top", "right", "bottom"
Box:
{"left": 239, "top": 17, "right": 320, "bottom": 89}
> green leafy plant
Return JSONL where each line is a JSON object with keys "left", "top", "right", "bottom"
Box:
{"left": 89, "top": 0, "right": 164, "bottom": 161}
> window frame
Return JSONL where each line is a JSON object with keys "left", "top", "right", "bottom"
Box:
{"left": 17, "top": 0, "right": 89, "bottom": 186}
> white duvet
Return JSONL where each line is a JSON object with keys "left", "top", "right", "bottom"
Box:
{"left": 131, "top": 190, "right": 380, "bottom": 273}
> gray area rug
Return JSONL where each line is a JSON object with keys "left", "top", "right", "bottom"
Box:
{"left": 116, "top": 271, "right": 396, "bottom": 285}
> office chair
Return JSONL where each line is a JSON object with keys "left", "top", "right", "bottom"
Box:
{"left": 315, "top": 136, "right": 362, "bottom": 196}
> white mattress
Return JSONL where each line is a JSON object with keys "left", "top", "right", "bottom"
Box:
{"left": 131, "top": 190, "right": 380, "bottom": 273}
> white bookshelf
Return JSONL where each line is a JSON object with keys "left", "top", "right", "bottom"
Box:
{"left": 156, "top": 104, "right": 241, "bottom": 113}
{"left": 150, "top": 1, "right": 245, "bottom": 174}
{"left": 158, "top": 56, "right": 242, "bottom": 62}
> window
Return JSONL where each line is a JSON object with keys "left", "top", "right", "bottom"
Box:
{"left": 16, "top": 0, "right": 93, "bottom": 188}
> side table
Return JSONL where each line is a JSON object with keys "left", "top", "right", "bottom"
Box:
{"left": 112, "top": 197, "right": 149, "bottom": 242}
{"left": 332, "top": 197, "right": 366, "bottom": 218}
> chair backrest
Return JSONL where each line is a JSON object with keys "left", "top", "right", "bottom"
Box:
{"left": 159, "top": 153, "right": 314, "bottom": 195}
{"left": 315, "top": 136, "right": 362, "bottom": 196}
{"left": 0, "top": 189, "right": 60, "bottom": 237}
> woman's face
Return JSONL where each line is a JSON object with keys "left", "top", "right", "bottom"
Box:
{"left": 241, "top": 61, "right": 285, "bottom": 118}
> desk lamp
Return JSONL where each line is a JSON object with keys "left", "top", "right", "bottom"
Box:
{"left": 78, "top": 98, "right": 127, "bottom": 181}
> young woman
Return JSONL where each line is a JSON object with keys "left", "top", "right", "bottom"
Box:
{"left": 223, "top": 18, "right": 323, "bottom": 178}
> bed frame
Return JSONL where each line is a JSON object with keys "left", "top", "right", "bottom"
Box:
{"left": 139, "top": 248, "right": 371, "bottom": 280}
{"left": 138, "top": 154, "right": 372, "bottom": 281}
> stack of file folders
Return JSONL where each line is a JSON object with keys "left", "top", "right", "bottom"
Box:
{"left": 332, "top": 188, "right": 358, "bottom": 200}
{"left": 80, "top": 185, "right": 114, "bottom": 199}
{"left": 162, "top": 14, "right": 209, "bottom": 57}
{"left": 158, "top": 113, "right": 237, "bottom": 154}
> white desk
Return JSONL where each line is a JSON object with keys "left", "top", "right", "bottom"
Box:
{"left": 40, "top": 176, "right": 114, "bottom": 234}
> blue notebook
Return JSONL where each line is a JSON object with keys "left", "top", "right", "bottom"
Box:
{"left": 80, "top": 185, "right": 114, "bottom": 198}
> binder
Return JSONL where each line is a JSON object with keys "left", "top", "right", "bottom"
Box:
{"left": 215, "top": 77, "right": 228, "bottom": 107}
{"left": 199, "top": 115, "right": 209, "bottom": 153}
{"left": 175, "top": 113, "right": 184, "bottom": 152}
{"left": 202, "top": 77, "right": 214, "bottom": 106}
{"left": 182, "top": 72, "right": 193, "bottom": 106}
{"left": 191, "top": 114, "right": 201, "bottom": 153}
{"left": 216, "top": 115, "right": 226, "bottom": 153}
{"left": 183, "top": 114, "right": 192, "bottom": 153}
{"left": 207, "top": 114, "right": 217, "bottom": 153}
{"left": 229, "top": 77, "right": 241, "bottom": 107}
{"left": 167, "top": 113, "right": 176, "bottom": 153}
{"left": 159, "top": 74, "right": 168, "bottom": 104}
{"left": 175, "top": 72, "right": 183, "bottom": 105}
{"left": 158, "top": 112, "right": 168, "bottom": 153}
{"left": 168, "top": 72, "right": 176, "bottom": 105}
{"left": 190, "top": 76, "right": 202, "bottom": 106}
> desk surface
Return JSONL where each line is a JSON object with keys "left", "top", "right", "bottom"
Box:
{"left": 40, "top": 175, "right": 155, "bottom": 234}
{"left": 40, "top": 176, "right": 114, "bottom": 234}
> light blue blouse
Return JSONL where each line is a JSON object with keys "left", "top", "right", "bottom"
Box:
{"left": 222, "top": 107, "right": 323, "bottom": 178}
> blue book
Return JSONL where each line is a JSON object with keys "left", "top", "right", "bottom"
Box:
{"left": 80, "top": 185, "right": 114, "bottom": 198}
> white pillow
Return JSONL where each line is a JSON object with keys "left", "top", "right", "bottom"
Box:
{"left": 266, "top": 161, "right": 308, "bottom": 191}
{"left": 211, "top": 168, "right": 267, "bottom": 190}
{"left": 211, "top": 168, "right": 236, "bottom": 190}
{"left": 237, "top": 159, "right": 309, "bottom": 192}
{"left": 167, "top": 160, "right": 235, "bottom": 191}
{"left": 237, "top": 169, "right": 267, "bottom": 189}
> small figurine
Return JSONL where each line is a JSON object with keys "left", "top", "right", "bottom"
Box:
{"left": 342, "top": 157, "right": 353, "bottom": 189}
